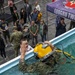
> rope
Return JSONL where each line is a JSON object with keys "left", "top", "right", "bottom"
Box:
{"left": 56, "top": 49, "right": 75, "bottom": 60}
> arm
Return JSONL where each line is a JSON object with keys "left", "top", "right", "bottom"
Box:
{"left": 29, "top": 27, "right": 34, "bottom": 35}
{"left": 20, "top": 46, "right": 26, "bottom": 62}
{"left": 17, "top": 13, "right": 19, "bottom": 19}
{"left": 20, "top": 42, "right": 28, "bottom": 62}
{"left": 56, "top": 23, "right": 61, "bottom": 30}
{"left": 29, "top": 4, "right": 32, "bottom": 13}
{"left": 44, "top": 41, "right": 54, "bottom": 50}
{"left": 35, "top": 25, "right": 38, "bottom": 35}
{"left": 6, "top": 22, "right": 9, "bottom": 30}
{"left": 10, "top": 34, "right": 14, "bottom": 43}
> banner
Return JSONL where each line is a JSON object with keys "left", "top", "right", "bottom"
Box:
{"left": 47, "top": 0, "right": 75, "bottom": 21}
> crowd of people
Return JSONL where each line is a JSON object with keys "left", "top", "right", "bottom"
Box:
{"left": 0, "top": 0, "right": 75, "bottom": 61}
{"left": 0, "top": 0, "right": 48, "bottom": 59}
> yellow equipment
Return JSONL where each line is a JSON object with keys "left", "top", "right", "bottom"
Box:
{"left": 33, "top": 43, "right": 53, "bottom": 59}
{"left": 33, "top": 42, "right": 75, "bottom": 60}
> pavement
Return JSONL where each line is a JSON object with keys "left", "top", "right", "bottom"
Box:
{"left": 0, "top": 0, "right": 70, "bottom": 65}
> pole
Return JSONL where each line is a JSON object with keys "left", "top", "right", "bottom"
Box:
{"left": 0, "top": 0, "right": 5, "bottom": 19}
{"left": 46, "top": 9, "right": 48, "bottom": 40}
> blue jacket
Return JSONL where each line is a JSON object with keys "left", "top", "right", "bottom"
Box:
{"left": 31, "top": 12, "right": 38, "bottom": 22}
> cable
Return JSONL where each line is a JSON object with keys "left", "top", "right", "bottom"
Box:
{"left": 56, "top": 49, "right": 75, "bottom": 60}
{"left": 55, "top": 43, "right": 73, "bottom": 60}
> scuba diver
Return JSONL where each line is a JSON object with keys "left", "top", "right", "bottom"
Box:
{"left": 20, "top": 40, "right": 54, "bottom": 63}
{"left": 19, "top": 38, "right": 75, "bottom": 75}
{"left": 19, "top": 39, "right": 57, "bottom": 75}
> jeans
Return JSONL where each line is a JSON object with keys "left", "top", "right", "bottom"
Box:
{"left": 27, "top": 13, "right": 31, "bottom": 22}
{"left": 0, "top": 48, "right": 6, "bottom": 58}
{"left": 32, "top": 35, "right": 38, "bottom": 45}
{"left": 3, "top": 31, "right": 10, "bottom": 43}
{"left": 40, "top": 34, "right": 46, "bottom": 42}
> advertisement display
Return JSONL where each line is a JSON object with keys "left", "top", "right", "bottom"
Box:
{"left": 47, "top": 0, "right": 75, "bottom": 21}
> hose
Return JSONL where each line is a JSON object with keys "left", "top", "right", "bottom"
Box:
{"left": 56, "top": 49, "right": 75, "bottom": 60}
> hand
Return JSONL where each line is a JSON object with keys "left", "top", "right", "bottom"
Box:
{"left": 44, "top": 41, "right": 54, "bottom": 50}
{"left": 33, "top": 34, "right": 36, "bottom": 36}
{"left": 44, "top": 41, "right": 50, "bottom": 45}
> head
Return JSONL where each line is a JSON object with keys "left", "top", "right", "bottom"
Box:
{"left": 37, "top": 10, "right": 40, "bottom": 13}
{"left": 33, "top": 8, "right": 37, "bottom": 13}
{"left": 21, "top": 8, "right": 25, "bottom": 12}
{"left": 35, "top": 1, "right": 38, "bottom": 6}
{"left": 40, "top": 20, "right": 44, "bottom": 25}
{"left": 31, "top": 21, "right": 35, "bottom": 26}
{"left": 20, "top": 38, "right": 28, "bottom": 49}
{"left": 13, "top": 26, "right": 17, "bottom": 32}
{"left": 1, "top": 18, "right": 5, "bottom": 22}
{"left": 23, "top": 25, "right": 28, "bottom": 29}
{"left": 25, "top": 0, "right": 29, "bottom": 3}
{"left": 14, "top": 9, "right": 17, "bottom": 13}
{"left": 60, "top": 18, "right": 64, "bottom": 24}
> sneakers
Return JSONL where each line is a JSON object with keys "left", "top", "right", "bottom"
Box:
{"left": 4, "top": 56, "right": 9, "bottom": 61}
{"left": 4, "top": 58, "right": 7, "bottom": 60}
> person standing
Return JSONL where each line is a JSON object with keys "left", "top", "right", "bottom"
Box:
{"left": 55, "top": 15, "right": 61, "bottom": 27}
{"left": 55, "top": 18, "right": 66, "bottom": 37}
{"left": 10, "top": 26, "right": 23, "bottom": 57}
{"left": 30, "top": 8, "right": 38, "bottom": 23}
{"left": 34, "top": 1, "right": 41, "bottom": 11}
{"left": 24, "top": 0, "right": 32, "bottom": 22}
{"left": 30, "top": 21, "right": 38, "bottom": 46}
{"left": 12, "top": 9, "right": 19, "bottom": 24}
{"left": 0, "top": 18, "right": 10, "bottom": 47}
{"left": 0, "top": 32, "right": 6, "bottom": 59}
{"left": 68, "top": 21, "right": 75, "bottom": 30}
{"left": 36, "top": 10, "right": 42, "bottom": 28}
{"left": 39, "top": 20, "right": 48, "bottom": 42}
{"left": 8, "top": 0, "right": 17, "bottom": 15}
{"left": 15, "top": 20, "right": 22, "bottom": 32}
{"left": 20, "top": 8, "right": 27, "bottom": 24}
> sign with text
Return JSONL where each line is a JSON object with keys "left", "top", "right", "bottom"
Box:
{"left": 47, "top": 0, "right": 75, "bottom": 21}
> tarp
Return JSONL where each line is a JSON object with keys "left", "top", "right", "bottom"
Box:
{"left": 46, "top": 0, "right": 75, "bottom": 21}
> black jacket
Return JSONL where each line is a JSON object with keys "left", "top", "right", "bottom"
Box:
{"left": 56, "top": 22, "right": 66, "bottom": 37}
{"left": 12, "top": 12, "right": 19, "bottom": 22}
{"left": 20, "top": 11, "right": 27, "bottom": 19}
{"left": 0, "top": 37, "right": 5, "bottom": 49}
{"left": 24, "top": 3, "right": 32, "bottom": 14}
